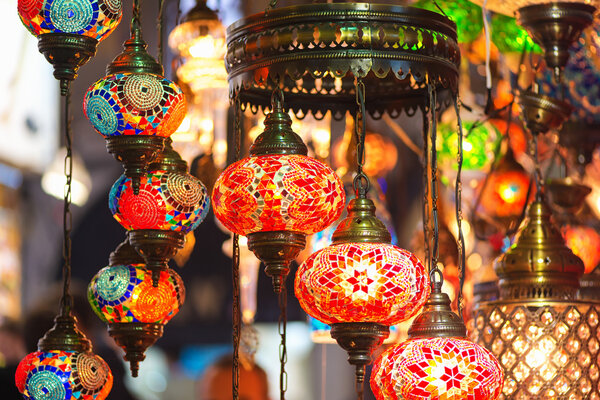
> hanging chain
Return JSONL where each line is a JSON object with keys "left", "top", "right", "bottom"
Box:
{"left": 353, "top": 79, "right": 369, "bottom": 198}
{"left": 428, "top": 84, "right": 441, "bottom": 284}
{"left": 421, "top": 107, "right": 431, "bottom": 274}
{"left": 278, "top": 286, "right": 288, "bottom": 400}
{"left": 355, "top": 378, "right": 364, "bottom": 400}
{"left": 532, "top": 134, "right": 543, "bottom": 199}
{"left": 231, "top": 94, "right": 242, "bottom": 400}
{"left": 157, "top": 0, "right": 165, "bottom": 65}
{"left": 60, "top": 83, "right": 74, "bottom": 316}
{"left": 131, "top": 0, "right": 142, "bottom": 38}
{"left": 452, "top": 97, "right": 466, "bottom": 319}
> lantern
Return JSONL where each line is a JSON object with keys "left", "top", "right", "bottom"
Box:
{"left": 83, "top": 15, "right": 186, "bottom": 192}
{"left": 88, "top": 236, "right": 185, "bottom": 376}
{"left": 212, "top": 95, "right": 345, "bottom": 292}
{"left": 17, "top": 0, "right": 122, "bottom": 92}
{"left": 109, "top": 141, "right": 209, "bottom": 285}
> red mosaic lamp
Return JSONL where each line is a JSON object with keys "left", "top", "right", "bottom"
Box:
{"left": 88, "top": 235, "right": 185, "bottom": 376}
{"left": 212, "top": 93, "right": 345, "bottom": 292}
{"left": 17, "top": 0, "right": 122, "bottom": 94}
{"left": 295, "top": 196, "right": 430, "bottom": 384}
{"left": 109, "top": 140, "right": 209, "bottom": 286}
{"left": 83, "top": 0, "right": 185, "bottom": 193}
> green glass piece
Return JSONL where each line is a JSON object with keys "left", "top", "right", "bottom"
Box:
{"left": 491, "top": 14, "right": 542, "bottom": 54}
{"left": 413, "top": 0, "right": 483, "bottom": 44}
{"left": 437, "top": 121, "right": 502, "bottom": 172}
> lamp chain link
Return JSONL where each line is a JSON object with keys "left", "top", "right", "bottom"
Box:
{"left": 278, "top": 286, "right": 288, "bottom": 400}
{"left": 131, "top": 0, "right": 142, "bottom": 38}
{"left": 428, "top": 84, "right": 441, "bottom": 284}
{"left": 531, "top": 134, "right": 543, "bottom": 199}
{"left": 157, "top": 0, "right": 165, "bottom": 65}
{"left": 453, "top": 97, "right": 466, "bottom": 319}
{"left": 60, "top": 83, "right": 73, "bottom": 316}
{"left": 353, "top": 79, "right": 369, "bottom": 198}
{"left": 231, "top": 95, "right": 242, "bottom": 400}
{"left": 421, "top": 110, "right": 431, "bottom": 274}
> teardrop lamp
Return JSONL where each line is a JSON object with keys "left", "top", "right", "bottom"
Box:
{"left": 296, "top": 197, "right": 430, "bottom": 384}
{"left": 84, "top": 14, "right": 186, "bottom": 193}
{"left": 88, "top": 235, "right": 185, "bottom": 377}
{"left": 371, "top": 276, "right": 504, "bottom": 399}
{"left": 17, "top": 0, "right": 122, "bottom": 94}
{"left": 212, "top": 95, "right": 345, "bottom": 292}
{"left": 109, "top": 140, "right": 209, "bottom": 286}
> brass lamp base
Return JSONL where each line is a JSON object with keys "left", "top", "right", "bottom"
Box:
{"left": 38, "top": 33, "right": 98, "bottom": 95}
{"left": 129, "top": 229, "right": 185, "bottom": 286}
{"left": 330, "top": 322, "right": 389, "bottom": 383}
{"left": 108, "top": 323, "right": 163, "bottom": 377}
{"left": 517, "top": 91, "right": 573, "bottom": 136}
{"left": 105, "top": 135, "right": 166, "bottom": 194}
{"left": 517, "top": 2, "right": 595, "bottom": 83}
{"left": 247, "top": 231, "right": 306, "bottom": 293}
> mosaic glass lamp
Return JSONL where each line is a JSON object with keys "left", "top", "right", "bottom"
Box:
{"left": 490, "top": 13, "right": 541, "bottom": 54}
{"left": 110, "top": 140, "right": 209, "bottom": 285}
{"left": 371, "top": 276, "right": 504, "bottom": 400}
{"left": 15, "top": 314, "right": 113, "bottom": 400}
{"left": 296, "top": 197, "right": 430, "bottom": 383}
{"left": 17, "top": 0, "right": 121, "bottom": 93}
{"left": 83, "top": 17, "right": 186, "bottom": 193}
{"left": 212, "top": 95, "right": 345, "bottom": 292}
{"left": 88, "top": 236, "right": 185, "bottom": 376}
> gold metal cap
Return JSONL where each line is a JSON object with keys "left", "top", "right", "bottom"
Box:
{"left": 149, "top": 139, "right": 188, "bottom": 173}
{"left": 517, "top": 90, "right": 572, "bottom": 136}
{"left": 494, "top": 198, "right": 584, "bottom": 299}
{"left": 109, "top": 235, "right": 145, "bottom": 266}
{"left": 331, "top": 198, "right": 392, "bottom": 244}
{"left": 546, "top": 177, "right": 591, "bottom": 214}
{"left": 38, "top": 314, "right": 92, "bottom": 353}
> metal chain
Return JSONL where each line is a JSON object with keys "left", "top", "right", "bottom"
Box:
{"left": 131, "top": 0, "right": 142, "bottom": 38}
{"left": 421, "top": 108, "right": 431, "bottom": 274}
{"left": 278, "top": 286, "right": 288, "bottom": 400}
{"left": 157, "top": 0, "right": 165, "bottom": 65}
{"left": 355, "top": 378, "right": 364, "bottom": 400}
{"left": 231, "top": 94, "right": 242, "bottom": 400}
{"left": 428, "top": 84, "right": 441, "bottom": 283}
{"left": 60, "top": 83, "right": 73, "bottom": 316}
{"left": 353, "top": 79, "right": 370, "bottom": 198}
{"left": 453, "top": 97, "right": 466, "bottom": 319}
{"left": 532, "top": 134, "right": 543, "bottom": 199}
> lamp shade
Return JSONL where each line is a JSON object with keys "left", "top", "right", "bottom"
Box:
{"left": 296, "top": 243, "right": 429, "bottom": 326}
{"left": 18, "top": 0, "right": 121, "bottom": 41}
{"left": 88, "top": 264, "right": 184, "bottom": 324}
{"left": 109, "top": 170, "right": 209, "bottom": 233}
{"left": 16, "top": 350, "right": 113, "bottom": 400}
{"left": 84, "top": 73, "right": 186, "bottom": 137}
{"left": 437, "top": 121, "right": 501, "bottom": 172}
{"left": 371, "top": 337, "right": 503, "bottom": 400}
{"left": 212, "top": 154, "right": 345, "bottom": 236}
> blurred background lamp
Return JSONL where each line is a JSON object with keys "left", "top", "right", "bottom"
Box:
{"left": 41, "top": 147, "right": 92, "bottom": 207}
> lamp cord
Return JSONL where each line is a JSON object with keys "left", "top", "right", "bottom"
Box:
{"left": 453, "top": 97, "right": 466, "bottom": 319}
{"left": 60, "top": 83, "right": 73, "bottom": 317}
{"left": 232, "top": 95, "right": 242, "bottom": 400}
{"left": 131, "top": 0, "right": 142, "bottom": 39}
{"left": 278, "top": 286, "right": 288, "bottom": 400}
{"left": 158, "top": 0, "right": 165, "bottom": 66}
{"left": 353, "top": 79, "right": 369, "bottom": 198}
{"left": 428, "top": 84, "right": 441, "bottom": 285}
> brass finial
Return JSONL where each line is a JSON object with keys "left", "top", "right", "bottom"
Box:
{"left": 331, "top": 198, "right": 392, "bottom": 244}
{"left": 109, "top": 235, "right": 145, "bottom": 266}
{"left": 494, "top": 198, "right": 584, "bottom": 299}
{"left": 149, "top": 139, "right": 188, "bottom": 173}
{"left": 38, "top": 313, "right": 92, "bottom": 353}
{"left": 107, "top": 27, "right": 163, "bottom": 76}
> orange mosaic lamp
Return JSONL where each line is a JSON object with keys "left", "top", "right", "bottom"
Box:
{"left": 109, "top": 141, "right": 209, "bottom": 286}
{"left": 371, "top": 278, "right": 504, "bottom": 400}
{"left": 295, "top": 196, "right": 430, "bottom": 384}
{"left": 88, "top": 236, "right": 184, "bottom": 376}
{"left": 212, "top": 94, "right": 345, "bottom": 292}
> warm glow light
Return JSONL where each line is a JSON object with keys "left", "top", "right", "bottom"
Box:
{"left": 41, "top": 148, "right": 92, "bottom": 206}
{"left": 480, "top": 170, "right": 531, "bottom": 218}
{"left": 562, "top": 225, "right": 600, "bottom": 274}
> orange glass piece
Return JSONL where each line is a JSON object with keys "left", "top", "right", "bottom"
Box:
{"left": 563, "top": 224, "right": 600, "bottom": 274}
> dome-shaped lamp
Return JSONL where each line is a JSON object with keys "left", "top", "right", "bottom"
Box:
{"left": 371, "top": 276, "right": 504, "bottom": 399}
{"left": 88, "top": 236, "right": 185, "bottom": 377}
{"left": 84, "top": 9, "right": 186, "bottom": 193}
{"left": 296, "top": 197, "right": 430, "bottom": 384}
{"left": 212, "top": 94, "right": 345, "bottom": 292}
{"left": 109, "top": 140, "right": 209, "bottom": 286}
{"left": 517, "top": 90, "right": 573, "bottom": 136}
{"left": 17, "top": 0, "right": 122, "bottom": 93}
{"left": 15, "top": 313, "right": 113, "bottom": 399}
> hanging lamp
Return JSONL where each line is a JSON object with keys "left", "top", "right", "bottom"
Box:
{"left": 83, "top": 0, "right": 186, "bottom": 193}
{"left": 109, "top": 139, "right": 209, "bottom": 286}
{"left": 88, "top": 235, "right": 185, "bottom": 377}
{"left": 17, "top": 0, "right": 122, "bottom": 94}
{"left": 212, "top": 92, "right": 345, "bottom": 292}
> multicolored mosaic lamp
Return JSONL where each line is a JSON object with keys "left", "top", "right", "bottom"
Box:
{"left": 212, "top": 94, "right": 345, "bottom": 292}
{"left": 296, "top": 197, "right": 430, "bottom": 384}
{"left": 15, "top": 318, "right": 113, "bottom": 400}
{"left": 109, "top": 140, "right": 209, "bottom": 286}
{"left": 17, "top": 0, "right": 121, "bottom": 93}
{"left": 88, "top": 236, "right": 185, "bottom": 376}
{"left": 83, "top": 1, "right": 185, "bottom": 193}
